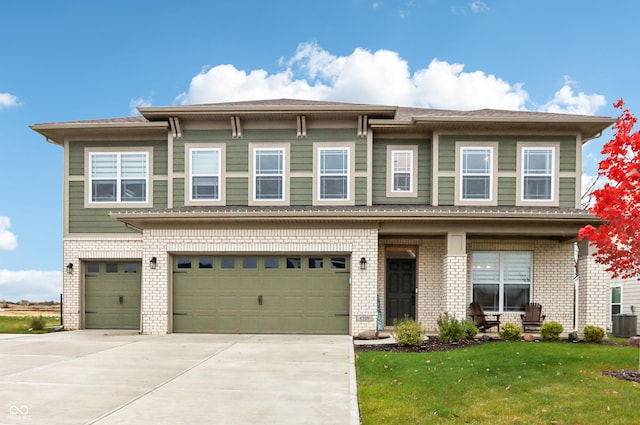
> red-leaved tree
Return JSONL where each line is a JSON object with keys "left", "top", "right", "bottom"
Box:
{"left": 579, "top": 100, "right": 640, "bottom": 279}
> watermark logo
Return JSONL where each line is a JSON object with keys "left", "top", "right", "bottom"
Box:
{"left": 9, "top": 405, "right": 29, "bottom": 416}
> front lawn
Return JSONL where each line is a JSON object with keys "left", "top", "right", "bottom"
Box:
{"left": 356, "top": 341, "right": 640, "bottom": 424}
{"left": 0, "top": 315, "right": 61, "bottom": 333}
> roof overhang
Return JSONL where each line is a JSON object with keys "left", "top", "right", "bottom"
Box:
{"left": 29, "top": 121, "right": 169, "bottom": 145}
{"left": 110, "top": 206, "right": 598, "bottom": 242}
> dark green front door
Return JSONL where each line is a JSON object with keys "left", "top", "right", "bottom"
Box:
{"left": 84, "top": 261, "right": 141, "bottom": 329}
{"left": 172, "top": 255, "right": 350, "bottom": 334}
{"left": 385, "top": 259, "right": 416, "bottom": 326}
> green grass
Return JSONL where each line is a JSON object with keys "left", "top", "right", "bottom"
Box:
{"left": 356, "top": 341, "right": 640, "bottom": 425}
{"left": 0, "top": 315, "right": 61, "bottom": 333}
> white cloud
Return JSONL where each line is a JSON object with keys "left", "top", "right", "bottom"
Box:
{"left": 176, "top": 42, "right": 605, "bottom": 115}
{"left": 372, "top": 2, "right": 383, "bottom": 9}
{"left": 0, "top": 92, "right": 20, "bottom": 110}
{"left": 0, "top": 270, "right": 62, "bottom": 302}
{"left": 0, "top": 216, "right": 17, "bottom": 251}
{"left": 540, "top": 77, "right": 606, "bottom": 115}
{"left": 130, "top": 97, "right": 153, "bottom": 115}
{"left": 471, "top": 1, "right": 489, "bottom": 13}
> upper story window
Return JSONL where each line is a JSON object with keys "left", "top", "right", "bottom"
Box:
{"left": 516, "top": 143, "right": 559, "bottom": 206}
{"left": 254, "top": 148, "right": 284, "bottom": 200}
{"left": 461, "top": 147, "right": 493, "bottom": 201}
{"left": 392, "top": 150, "right": 413, "bottom": 192}
{"left": 522, "top": 147, "right": 554, "bottom": 201}
{"left": 319, "top": 147, "right": 349, "bottom": 200}
{"left": 190, "top": 148, "right": 221, "bottom": 201}
{"left": 90, "top": 152, "right": 148, "bottom": 203}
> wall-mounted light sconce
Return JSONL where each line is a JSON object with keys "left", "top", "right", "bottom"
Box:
{"left": 360, "top": 257, "right": 367, "bottom": 270}
{"left": 66, "top": 263, "right": 73, "bottom": 274}
{"left": 150, "top": 257, "right": 157, "bottom": 270}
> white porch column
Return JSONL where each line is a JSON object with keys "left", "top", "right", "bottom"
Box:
{"left": 576, "top": 239, "right": 610, "bottom": 331}
{"left": 444, "top": 232, "right": 468, "bottom": 320}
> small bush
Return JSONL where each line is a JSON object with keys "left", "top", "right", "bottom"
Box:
{"left": 499, "top": 323, "right": 523, "bottom": 341}
{"left": 393, "top": 318, "right": 424, "bottom": 346}
{"left": 583, "top": 325, "right": 606, "bottom": 343}
{"left": 437, "top": 313, "right": 465, "bottom": 343}
{"left": 540, "top": 321, "right": 564, "bottom": 341}
{"left": 462, "top": 320, "right": 479, "bottom": 339}
{"left": 29, "top": 315, "right": 46, "bottom": 331}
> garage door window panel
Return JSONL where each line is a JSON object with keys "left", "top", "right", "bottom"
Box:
{"left": 264, "top": 258, "right": 279, "bottom": 269}
{"left": 287, "top": 258, "right": 301, "bottom": 269}
{"left": 309, "top": 258, "right": 324, "bottom": 269}
{"left": 199, "top": 257, "right": 213, "bottom": 269}
{"left": 220, "top": 257, "right": 235, "bottom": 269}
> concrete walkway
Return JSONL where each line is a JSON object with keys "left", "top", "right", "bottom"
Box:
{"left": 0, "top": 331, "right": 358, "bottom": 425}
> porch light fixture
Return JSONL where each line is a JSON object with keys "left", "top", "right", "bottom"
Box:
{"left": 150, "top": 257, "right": 157, "bottom": 270}
{"left": 66, "top": 263, "right": 73, "bottom": 274}
{"left": 360, "top": 257, "right": 367, "bottom": 270}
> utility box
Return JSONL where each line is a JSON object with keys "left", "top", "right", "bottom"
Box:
{"left": 612, "top": 314, "right": 638, "bottom": 338}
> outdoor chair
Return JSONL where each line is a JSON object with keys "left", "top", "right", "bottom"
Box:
{"left": 468, "top": 302, "right": 501, "bottom": 332}
{"left": 520, "top": 302, "right": 546, "bottom": 332}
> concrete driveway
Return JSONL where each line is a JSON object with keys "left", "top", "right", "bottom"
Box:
{"left": 0, "top": 331, "right": 358, "bottom": 425}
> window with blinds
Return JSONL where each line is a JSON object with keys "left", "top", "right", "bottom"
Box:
{"left": 471, "top": 251, "right": 532, "bottom": 312}
{"left": 90, "top": 152, "right": 148, "bottom": 203}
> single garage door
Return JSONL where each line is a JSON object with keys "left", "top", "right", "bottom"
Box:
{"left": 84, "top": 261, "right": 142, "bottom": 329}
{"left": 172, "top": 255, "right": 350, "bottom": 334}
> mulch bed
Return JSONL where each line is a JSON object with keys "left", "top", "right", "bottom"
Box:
{"left": 355, "top": 336, "right": 640, "bottom": 383}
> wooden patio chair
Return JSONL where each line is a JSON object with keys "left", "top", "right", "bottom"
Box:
{"left": 520, "top": 302, "right": 546, "bottom": 332}
{"left": 469, "top": 302, "right": 501, "bottom": 332}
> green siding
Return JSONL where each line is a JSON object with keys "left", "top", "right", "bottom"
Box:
{"left": 226, "top": 178, "right": 248, "bottom": 206}
{"left": 68, "top": 140, "right": 167, "bottom": 176}
{"left": 559, "top": 139, "right": 577, "bottom": 173}
{"left": 371, "top": 139, "right": 432, "bottom": 205}
{"left": 438, "top": 137, "right": 456, "bottom": 172}
{"left": 498, "top": 177, "right": 516, "bottom": 206}
{"left": 559, "top": 177, "right": 576, "bottom": 207}
{"left": 438, "top": 177, "right": 455, "bottom": 206}
{"left": 355, "top": 177, "right": 367, "bottom": 205}
{"left": 291, "top": 177, "right": 312, "bottom": 205}
{"left": 173, "top": 178, "right": 185, "bottom": 208}
{"left": 68, "top": 181, "right": 138, "bottom": 234}
{"left": 153, "top": 180, "right": 168, "bottom": 209}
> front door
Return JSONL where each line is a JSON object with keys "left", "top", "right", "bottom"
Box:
{"left": 385, "top": 259, "right": 416, "bottom": 326}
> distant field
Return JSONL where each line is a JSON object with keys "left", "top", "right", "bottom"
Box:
{"left": 0, "top": 315, "right": 61, "bottom": 333}
{"left": 0, "top": 302, "right": 61, "bottom": 317}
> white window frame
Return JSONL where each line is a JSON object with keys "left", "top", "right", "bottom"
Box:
{"left": 516, "top": 142, "right": 559, "bottom": 207}
{"left": 611, "top": 284, "right": 622, "bottom": 318}
{"left": 253, "top": 147, "right": 284, "bottom": 201}
{"left": 189, "top": 148, "right": 221, "bottom": 202}
{"left": 248, "top": 143, "right": 289, "bottom": 206}
{"left": 471, "top": 251, "right": 533, "bottom": 313}
{"left": 386, "top": 146, "right": 418, "bottom": 197}
{"left": 86, "top": 149, "right": 152, "bottom": 208}
{"left": 455, "top": 142, "right": 498, "bottom": 206}
{"left": 185, "top": 143, "right": 226, "bottom": 206}
{"left": 313, "top": 143, "right": 355, "bottom": 206}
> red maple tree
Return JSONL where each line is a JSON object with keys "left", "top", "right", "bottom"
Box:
{"left": 579, "top": 100, "right": 640, "bottom": 279}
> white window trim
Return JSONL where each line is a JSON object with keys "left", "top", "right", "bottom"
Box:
{"left": 84, "top": 147, "right": 153, "bottom": 209}
{"left": 516, "top": 142, "right": 559, "bottom": 207}
{"left": 185, "top": 143, "right": 226, "bottom": 206}
{"left": 455, "top": 142, "right": 498, "bottom": 206}
{"left": 312, "top": 143, "right": 355, "bottom": 206}
{"left": 471, "top": 251, "right": 533, "bottom": 314}
{"left": 386, "top": 145, "right": 418, "bottom": 198}
{"left": 248, "top": 143, "right": 290, "bottom": 206}
{"left": 611, "top": 284, "right": 622, "bottom": 318}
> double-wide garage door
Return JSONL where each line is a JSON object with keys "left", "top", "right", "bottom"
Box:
{"left": 172, "top": 255, "right": 350, "bottom": 334}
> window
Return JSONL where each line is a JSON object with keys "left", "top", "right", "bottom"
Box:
{"left": 319, "top": 148, "right": 349, "bottom": 200}
{"left": 286, "top": 258, "right": 301, "bottom": 269}
{"left": 522, "top": 147, "right": 554, "bottom": 201}
{"left": 309, "top": 257, "right": 324, "bottom": 269}
{"left": 242, "top": 257, "right": 257, "bottom": 269}
{"left": 254, "top": 148, "right": 284, "bottom": 200}
{"left": 199, "top": 257, "right": 213, "bottom": 269}
{"left": 123, "top": 263, "right": 138, "bottom": 273}
{"left": 264, "top": 258, "right": 279, "bottom": 269}
{"left": 611, "top": 286, "right": 622, "bottom": 319}
{"left": 472, "top": 251, "right": 532, "bottom": 312}
{"left": 330, "top": 257, "right": 346, "bottom": 269}
{"left": 190, "top": 149, "right": 220, "bottom": 201}
{"left": 176, "top": 258, "right": 192, "bottom": 269}
{"left": 461, "top": 147, "right": 492, "bottom": 200}
{"left": 90, "top": 152, "right": 148, "bottom": 203}
{"left": 220, "top": 258, "right": 235, "bottom": 269}
{"left": 391, "top": 150, "right": 413, "bottom": 192}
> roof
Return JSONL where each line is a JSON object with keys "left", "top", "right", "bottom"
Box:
{"left": 110, "top": 205, "right": 598, "bottom": 241}
{"left": 31, "top": 98, "right": 615, "bottom": 144}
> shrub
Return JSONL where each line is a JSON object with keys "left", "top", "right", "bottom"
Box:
{"left": 540, "top": 321, "right": 564, "bottom": 341}
{"left": 499, "top": 323, "right": 523, "bottom": 341}
{"left": 393, "top": 318, "right": 424, "bottom": 346}
{"left": 29, "top": 315, "right": 46, "bottom": 331}
{"left": 462, "top": 320, "right": 479, "bottom": 339}
{"left": 437, "top": 313, "right": 465, "bottom": 343}
{"left": 583, "top": 325, "right": 606, "bottom": 343}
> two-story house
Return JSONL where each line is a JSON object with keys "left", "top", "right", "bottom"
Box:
{"left": 31, "top": 99, "right": 614, "bottom": 335}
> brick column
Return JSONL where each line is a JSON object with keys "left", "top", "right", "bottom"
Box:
{"left": 443, "top": 232, "right": 468, "bottom": 320}
{"left": 576, "top": 240, "right": 610, "bottom": 331}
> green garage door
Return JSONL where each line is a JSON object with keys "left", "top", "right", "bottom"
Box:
{"left": 172, "top": 255, "right": 350, "bottom": 334}
{"left": 84, "top": 261, "right": 141, "bottom": 329}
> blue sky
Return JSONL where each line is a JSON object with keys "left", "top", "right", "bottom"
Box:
{"left": 0, "top": 0, "right": 637, "bottom": 301}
